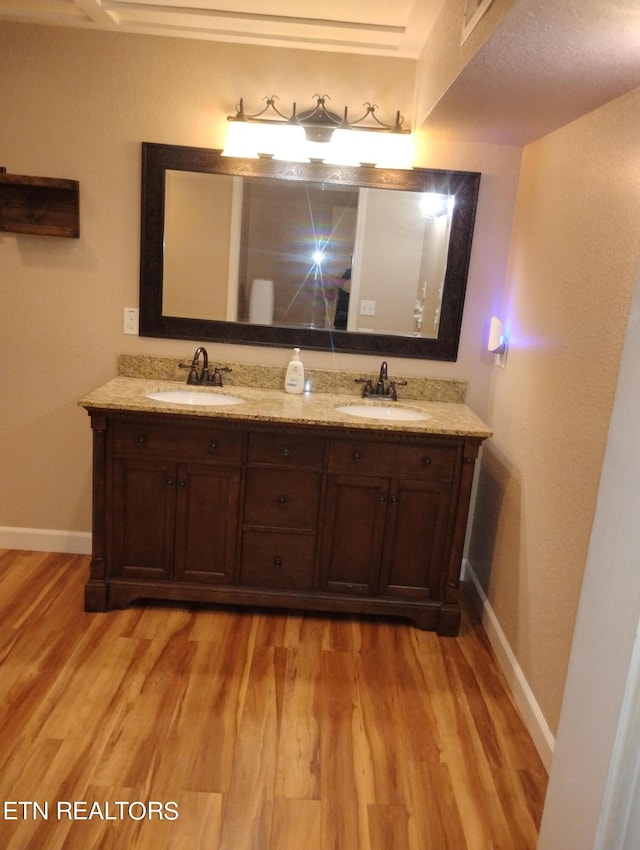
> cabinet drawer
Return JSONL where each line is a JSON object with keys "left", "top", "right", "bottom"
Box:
{"left": 328, "top": 440, "right": 458, "bottom": 480}
{"left": 244, "top": 469, "right": 321, "bottom": 530}
{"left": 247, "top": 432, "right": 324, "bottom": 468}
{"left": 112, "top": 420, "right": 243, "bottom": 464}
{"left": 240, "top": 531, "right": 316, "bottom": 589}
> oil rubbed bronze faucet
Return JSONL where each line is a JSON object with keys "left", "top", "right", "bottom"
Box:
{"left": 356, "top": 360, "right": 407, "bottom": 400}
{"left": 180, "top": 346, "right": 232, "bottom": 386}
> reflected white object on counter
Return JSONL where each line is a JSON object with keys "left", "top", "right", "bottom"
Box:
{"left": 249, "top": 278, "right": 274, "bottom": 325}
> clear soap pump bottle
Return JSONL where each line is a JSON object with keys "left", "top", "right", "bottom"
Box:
{"left": 284, "top": 348, "right": 305, "bottom": 394}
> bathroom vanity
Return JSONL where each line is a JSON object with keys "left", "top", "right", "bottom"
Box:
{"left": 81, "top": 377, "right": 491, "bottom": 635}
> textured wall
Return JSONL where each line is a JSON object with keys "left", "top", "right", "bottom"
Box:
{"left": 413, "top": 0, "right": 514, "bottom": 128}
{"left": 469, "top": 87, "right": 640, "bottom": 733}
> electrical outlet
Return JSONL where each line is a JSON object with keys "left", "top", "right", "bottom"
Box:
{"left": 123, "top": 307, "right": 139, "bottom": 335}
{"left": 360, "top": 300, "right": 376, "bottom": 316}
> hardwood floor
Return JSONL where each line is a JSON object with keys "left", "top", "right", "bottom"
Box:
{"left": 0, "top": 549, "right": 547, "bottom": 849}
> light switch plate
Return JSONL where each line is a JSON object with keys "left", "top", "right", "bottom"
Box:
{"left": 360, "top": 300, "right": 376, "bottom": 316}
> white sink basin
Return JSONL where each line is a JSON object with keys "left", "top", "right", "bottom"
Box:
{"left": 335, "top": 403, "right": 431, "bottom": 422}
{"left": 146, "top": 390, "right": 244, "bottom": 407}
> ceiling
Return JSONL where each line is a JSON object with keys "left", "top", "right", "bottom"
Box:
{"left": 425, "top": 0, "right": 640, "bottom": 145}
{"left": 0, "top": 0, "right": 447, "bottom": 57}
{"left": 1, "top": 0, "right": 639, "bottom": 144}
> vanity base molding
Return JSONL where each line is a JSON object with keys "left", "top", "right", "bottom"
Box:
{"left": 85, "top": 578, "right": 457, "bottom": 635}
{"left": 85, "top": 409, "right": 486, "bottom": 635}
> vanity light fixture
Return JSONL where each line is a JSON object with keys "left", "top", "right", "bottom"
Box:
{"left": 223, "top": 94, "right": 413, "bottom": 169}
{"left": 488, "top": 316, "right": 508, "bottom": 367}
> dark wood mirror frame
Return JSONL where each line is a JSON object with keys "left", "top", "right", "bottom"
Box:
{"left": 139, "top": 142, "right": 481, "bottom": 361}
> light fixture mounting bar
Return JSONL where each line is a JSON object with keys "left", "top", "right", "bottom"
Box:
{"left": 227, "top": 94, "right": 410, "bottom": 137}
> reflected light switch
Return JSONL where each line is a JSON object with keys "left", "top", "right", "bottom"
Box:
{"left": 360, "top": 300, "right": 376, "bottom": 316}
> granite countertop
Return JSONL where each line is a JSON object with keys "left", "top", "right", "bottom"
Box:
{"left": 79, "top": 377, "right": 492, "bottom": 439}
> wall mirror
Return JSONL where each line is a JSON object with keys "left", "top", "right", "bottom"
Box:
{"left": 139, "top": 142, "right": 481, "bottom": 360}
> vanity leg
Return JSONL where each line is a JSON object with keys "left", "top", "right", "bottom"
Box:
{"left": 84, "top": 579, "right": 109, "bottom": 612}
{"left": 436, "top": 603, "right": 461, "bottom": 637}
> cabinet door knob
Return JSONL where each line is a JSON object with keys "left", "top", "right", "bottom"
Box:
{"left": 422, "top": 456, "right": 432, "bottom": 466}
{"left": 209, "top": 440, "right": 218, "bottom": 450}
{"left": 378, "top": 493, "right": 386, "bottom": 503}
{"left": 278, "top": 494, "right": 287, "bottom": 504}
{"left": 282, "top": 447, "right": 291, "bottom": 457}
{"left": 178, "top": 480, "right": 187, "bottom": 487}
{"left": 352, "top": 451, "right": 362, "bottom": 461}
{"left": 166, "top": 478, "right": 175, "bottom": 486}
{"left": 136, "top": 434, "right": 147, "bottom": 445}
{"left": 273, "top": 556, "right": 283, "bottom": 567}
{"left": 389, "top": 495, "right": 398, "bottom": 504}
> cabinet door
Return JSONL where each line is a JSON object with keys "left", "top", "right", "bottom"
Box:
{"left": 111, "top": 457, "right": 177, "bottom": 579}
{"left": 378, "top": 478, "right": 452, "bottom": 600}
{"left": 320, "top": 474, "right": 387, "bottom": 595}
{"left": 174, "top": 463, "right": 241, "bottom": 584}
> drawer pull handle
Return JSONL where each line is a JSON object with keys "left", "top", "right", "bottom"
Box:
{"left": 352, "top": 451, "right": 362, "bottom": 461}
{"left": 136, "top": 434, "right": 147, "bottom": 445}
{"left": 209, "top": 440, "right": 218, "bottom": 450}
{"left": 278, "top": 495, "right": 287, "bottom": 504}
{"left": 422, "top": 457, "right": 432, "bottom": 466}
{"left": 273, "top": 556, "right": 283, "bottom": 567}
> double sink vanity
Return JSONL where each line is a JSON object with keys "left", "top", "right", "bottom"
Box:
{"left": 79, "top": 142, "right": 489, "bottom": 634}
{"left": 81, "top": 357, "right": 491, "bottom": 635}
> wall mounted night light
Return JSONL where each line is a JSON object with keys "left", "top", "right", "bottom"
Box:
{"left": 223, "top": 94, "right": 413, "bottom": 169}
{"left": 488, "top": 316, "right": 508, "bottom": 367}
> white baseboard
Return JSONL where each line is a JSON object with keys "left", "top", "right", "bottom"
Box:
{"left": 0, "top": 526, "right": 92, "bottom": 555}
{"left": 463, "top": 558, "right": 555, "bottom": 772}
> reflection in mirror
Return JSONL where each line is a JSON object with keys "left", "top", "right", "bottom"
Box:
{"left": 163, "top": 170, "right": 236, "bottom": 322}
{"left": 141, "top": 143, "right": 481, "bottom": 360}
{"left": 238, "top": 179, "right": 358, "bottom": 331}
{"left": 163, "top": 173, "right": 454, "bottom": 338}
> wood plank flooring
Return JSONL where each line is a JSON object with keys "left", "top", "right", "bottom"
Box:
{"left": 0, "top": 550, "right": 547, "bottom": 849}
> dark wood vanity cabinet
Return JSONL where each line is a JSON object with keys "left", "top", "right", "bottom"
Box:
{"left": 240, "top": 432, "right": 323, "bottom": 591}
{"left": 320, "top": 441, "right": 456, "bottom": 602}
{"left": 97, "top": 416, "right": 241, "bottom": 588}
{"left": 85, "top": 409, "right": 482, "bottom": 634}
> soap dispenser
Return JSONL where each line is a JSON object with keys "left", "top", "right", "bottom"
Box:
{"left": 284, "top": 348, "right": 305, "bottom": 394}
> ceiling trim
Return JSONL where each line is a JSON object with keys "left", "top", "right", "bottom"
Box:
{"left": 0, "top": 0, "right": 434, "bottom": 56}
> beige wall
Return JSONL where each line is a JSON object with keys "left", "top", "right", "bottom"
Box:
{"left": 0, "top": 21, "right": 520, "bottom": 536}
{"left": 414, "top": 0, "right": 514, "bottom": 126}
{"left": 469, "top": 86, "right": 640, "bottom": 733}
